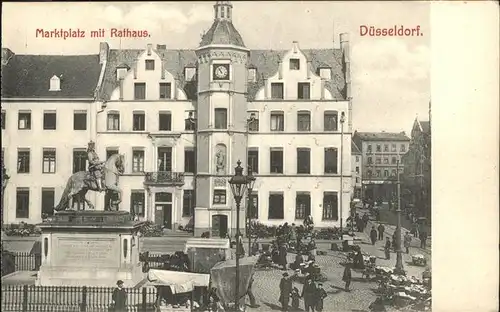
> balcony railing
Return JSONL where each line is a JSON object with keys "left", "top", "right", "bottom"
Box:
{"left": 144, "top": 171, "right": 185, "bottom": 185}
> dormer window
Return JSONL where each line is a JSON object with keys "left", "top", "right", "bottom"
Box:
{"left": 290, "top": 59, "right": 300, "bottom": 70}
{"left": 185, "top": 67, "right": 197, "bottom": 82}
{"left": 319, "top": 68, "right": 332, "bottom": 80}
{"left": 49, "top": 75, "right": 61, "bottom": 91}
{"left": 116, "top": 64, "right": 129, "bottom": 80}
{"left": 248, "top": 68, "right": 257, "bottom": 82}
{"left": 145, "top": 60, "right": 155, "bottom": 71}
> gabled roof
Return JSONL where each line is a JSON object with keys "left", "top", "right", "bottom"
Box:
{"left": 354, "top": 131, "right": 410, "bottom": 142}
{"left": 246, "top": 49, "right": 345, "bottom": 101}
{"left": 1, "top": 52, "right": 101, "bottom": 98}
{"left": 199, "top": 20, "right": 246, "bottom": 47}
{"left": 351, "top": 141, "right": 362, "bottom": 154}
{"left": 99, "top": 48, "right": 346, "bottom": 101}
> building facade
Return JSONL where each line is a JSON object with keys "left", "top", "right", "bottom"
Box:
{"left": 1, "top": 49, "right": 103, "bottom": 224}
{"left": 401, "top": 115, "right": 431, "bottom": 221}
{"left": 2, "top": 1, "right": 353, "bottom": 236}
{"left": 353, "top": 131, "right": 410, "bottom": 202}
{"left": 351, "top": 141, "right": 362, "bottom": 199}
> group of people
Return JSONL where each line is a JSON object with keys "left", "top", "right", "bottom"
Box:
{"left": 279, "top": 272, "right": 327, "bottom": 312}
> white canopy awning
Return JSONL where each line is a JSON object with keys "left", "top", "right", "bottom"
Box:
{"left": 146, "top": 269, "right": 210, "bottom": 294}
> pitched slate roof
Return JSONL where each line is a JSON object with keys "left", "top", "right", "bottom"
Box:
{"left": 99, "top": 48, "right": 346, "bottom": 102}
{"left": 354, "top": 131, "right": 410, "bottom": 142}
{"left": 1, "top": 52, "right": 101, "bottom": 98}
{"left": 351, "top": 141, "right": 362, "bottom": 154}
{"left": 199, "top": 20, "right": 246, "bottom": 47}
{"left": 419, "top": 121, "right": 430, "bottom": 134}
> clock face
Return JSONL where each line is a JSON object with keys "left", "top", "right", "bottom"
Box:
{"left": 213, "top": 64, "right": 230, "bottom": 80}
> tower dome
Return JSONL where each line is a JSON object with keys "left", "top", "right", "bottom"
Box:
{"left": 199, "top": 1, "right": 246, "bottom": 48}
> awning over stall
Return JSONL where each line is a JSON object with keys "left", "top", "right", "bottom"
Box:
{"left": 146, "top": 269, "right": 210, "bottom": 294}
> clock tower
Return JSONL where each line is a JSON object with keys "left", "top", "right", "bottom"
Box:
{"left": 194, "top": 1, "right": 250, "bottom": 237}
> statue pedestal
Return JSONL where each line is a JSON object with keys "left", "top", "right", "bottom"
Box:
{"left": 36, "top": 211, "right": 145, "bottom": 287}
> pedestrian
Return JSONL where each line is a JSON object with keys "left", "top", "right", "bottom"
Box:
{"left": 362, "top": 214, "right": 369, "bottom": 231}
{"left": 279, "top": 272, "right": 293, "bottom": 312}
{"left": 404, "top": 232, "right": 412, "bottom": 254}
{"left": 391, "top": 233, "right": 397, "bottom": 252}
{"left": 245, "top": 273, "right": 258, "bottom": 308}
{"left": 342, "top": 263, "right": 352, "bottom": 291}
{"left": 315, "top": 283, "right": 327, "bottom": 312}
{"left": 301, "top": 278, "right": 317, "bottom": 312}
{"left": 111, "top": 280, "right": 127, "bottom": 312}
{"left": 377, "top": 223, "right": 385, "bottom": 240}
{"left": 290, "top": 287, "right": 301, "bottom": 311}
{"left": 415, "top": 223, "right": 420, "bottom": 238}
{"left": 370, "top": 226, "right": 378, "bottom": 245}
{"left": 420, "top": 231, "right": 427, "bottom": 248}
{"left": 279, "top": 242, "right": 288, "bottom": 270}
{"left": 384, "top": 237, "right": 391, "bottom": 260}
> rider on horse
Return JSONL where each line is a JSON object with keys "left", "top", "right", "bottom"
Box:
{"left": 87, "top": 141, "right": 105, "bottom": 192}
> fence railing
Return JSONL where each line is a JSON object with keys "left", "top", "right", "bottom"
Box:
{"left": 3, "top": 252, "right": 172, "bottom": 274}
{"left": 1, "top": 285, "right": 158, "bottom": 312}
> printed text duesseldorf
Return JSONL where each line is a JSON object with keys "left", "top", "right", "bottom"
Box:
{"left": 360, "top": 25, "right": 423, "bottom": 37}
{"left": 36, "top": 28, "right": 150, "bottom": 39}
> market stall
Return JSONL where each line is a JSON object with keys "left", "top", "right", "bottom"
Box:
{"left": 145, "top": 269, "right": 211, "bottom": 311}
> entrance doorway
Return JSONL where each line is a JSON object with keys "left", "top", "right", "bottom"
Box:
{"left": 211, "top": 214, "right": 228, "bottom": 238}
{"left": 154, "top": 192, "right": 172, "bottom": 229}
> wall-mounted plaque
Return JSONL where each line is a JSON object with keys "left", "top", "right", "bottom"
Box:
{"left": 213, "top": 178, "right": 226, "bottom": 187}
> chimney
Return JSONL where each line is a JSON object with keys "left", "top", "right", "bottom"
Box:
{"left": 320, "top": 79, "right": 325, "bottom": 100}
{"left": 174, "top": 78, "right": 179, "bottom": 99}
{"left": 133, "top": 59, "right": 138, "bottom": 79}
{"left": 278, "top": 58, "right": 283, "bottom": 80}
{"left": 147, "top": 44, "right": 152, "bottom": 56}
{"left": 263, "top": 76, "right": 268, "bottom": 98}
{"left": 99, "top": 42, "right": 109, "bottom": 65}
{"left": 307, "top": 60, "right": 312, "bottom": 79}
{"left": 292, "top": 41, "right": 299, "bottom": 53}
{"left": 119, "top": 79, "right": 124, "bottom": 101}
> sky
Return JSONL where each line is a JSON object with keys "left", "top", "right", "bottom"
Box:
{"left": 1, "top": 1, "right": 430, "bottom": 134}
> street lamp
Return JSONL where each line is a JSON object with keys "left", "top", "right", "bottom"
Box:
{"left": 246, "top": 166, "right": 256, "bottom": 256}
{"left": 229, "top": 160, "right": 253, "bottom": 310}
{"left": 245, "top": 113, "right": 257, "bottom": 254}
{"left": 394, "top": 158, "right": 405, "bottom": 275}
{"left": 339, "top": 112, "right": 345, "bottom": 235}
{"left": 1, "top": 162, "right": 10, "bottom": 227}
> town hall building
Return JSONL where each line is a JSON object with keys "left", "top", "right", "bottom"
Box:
{"left": 1, "top": 1, "right": 353, "bottom": 237}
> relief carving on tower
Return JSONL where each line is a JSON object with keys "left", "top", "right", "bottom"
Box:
{"left": 198, "top": 52, "right": 247, "bottom": 64}
{"left": 214, "top": 144, "right": 227, "bottom": 175}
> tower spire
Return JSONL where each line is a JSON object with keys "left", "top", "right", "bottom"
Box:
{"left": 214, "top": 1, "right": 233, "bottom": 21}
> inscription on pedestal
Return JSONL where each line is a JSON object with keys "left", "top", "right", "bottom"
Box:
{"left": 55, "top": 238, "right": 117, "bottom": 267}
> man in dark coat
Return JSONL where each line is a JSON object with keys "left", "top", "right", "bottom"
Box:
{"left": 370, "top": 226, "right": 378, "bottom": 245}
{"left": 315, "top": 283, "right": 328, "bottom": 312}
{"left": 112, "top": 280, "right": 127, "bottom": 312}
{"left": 279, "top": 272, "right": 293, "bottom": 311}
{"left": 377, "top": 224, "right": 385, "bottom": 240}
{"left": 342, "top": 264, "right": 352, "bottom": 291}
{"left": 362, "top": 214, "right": 370, "bottom": 231}
{"left": 279, "top": 243, "right": 288, "bottom": 270}
{"left": 301, "top": 278, "right": 317, "bottom": 312}
{"left": 384, "top": 237, "right": 391, "bottom": 260}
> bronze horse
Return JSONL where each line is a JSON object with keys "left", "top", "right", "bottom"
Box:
{"left": 54, "top": 154, "right": 125, "bottom": 211}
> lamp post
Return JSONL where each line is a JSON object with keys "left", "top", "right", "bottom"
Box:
{"left": 394, "top": 158, "right": 405, "bottom": 275}
{"left": 229, "top": 160, "right": 253, "bottom": 310}
{"left": 1, "top": 162, "right": 10, "bottom": 228}
{"left": 339, "top": 112, "right": 345, "bottom": 235}
{"left": 246, "top": 166, "right": 256, "bottom": 256}
{"left": 245, "top": 113, "right": 257, "bottom": 255}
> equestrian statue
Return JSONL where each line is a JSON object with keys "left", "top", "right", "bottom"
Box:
{"left": 54, "top": 141, "right": 125, "bottom": 211}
